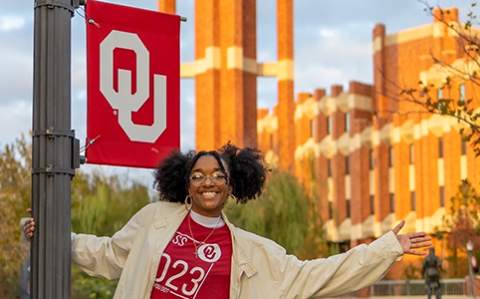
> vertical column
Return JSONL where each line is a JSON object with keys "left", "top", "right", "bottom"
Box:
{"left": 419, "top": 128, "right": 439, "bottom": 231}
{"left": 434, "top": 8, "right": 461, "bottom": 65}
{"left": 372, "top": 25, "right": 394, "bottom": 231}
{"left": 373, "top": 24, "right": 387, "bottom": 117}
{"left": 195, "top": 0, "right": 221, "bottom": 151}
{"left": 432, "top": 8, "right": 444, "bottom": 63}
{"left": 277, "top": 0, "right": 295, "bottom": 171}
{"left": 294, "top": 92, "right": 309, "bottom": 179}
{"left": 313, "top": 89, "right": 329, "bottom": 222}
{"left": 31, "top": 0, "right": 76, "bottom": 298}
{"left": 219, "top": 0, "right": 244, "bottom": 146}
{"left": 350, "top": 144, "right": 370, "bottom": 240}
{"left": 412, "top": 116, "right": 423, "bottom": 230}
{"left": 373, "top": 140, "right": 390, "bottom": 229}
{"left": 443, "top": 129, "right": 461, "bottom": 212}
{"left": 301, "top": 94, "right": 314, "bottom": 184}
{"left": 331, "top": 85, "right": 347, "bottom": 226}
{"left": 466, "top": 132, "right": 480, "bottom": 192}
{"left": 394, "top": 140, "right": 411, "bottom": 225}
{"left": 158, "top": 0, "right": 175, "bottom": 14}
{"left": 256, "top": 108, "right": 270, "bottom": 154}
{"left": 465, "top": 81, "right": 480, "bottom": 189}
{"left": 242, "top": 0, "right": 258, "bottom": 148}
{"left": 273, "top": 105, "right": 279, "bottom": 154}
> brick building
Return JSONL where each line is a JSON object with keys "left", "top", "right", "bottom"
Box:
{"left": 256, "top": 7, "right": 480, "bottom": 277}
{"left": 160, "top": 1, "right": 480, "bottom": 277}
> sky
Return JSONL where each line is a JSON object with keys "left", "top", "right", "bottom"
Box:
{"left": 0, "top": 0, "right": 475, "bottom": 185}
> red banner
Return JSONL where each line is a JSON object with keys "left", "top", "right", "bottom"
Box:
{"left": 86, "top": 0, "right": 180, "bottom": 168}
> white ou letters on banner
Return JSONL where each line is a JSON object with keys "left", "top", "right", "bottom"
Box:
{"left": 100, "top": 30, "right": 167, "bottom": 143}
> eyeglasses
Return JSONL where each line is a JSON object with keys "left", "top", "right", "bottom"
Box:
{"left": 189, "top": 173, "right": 228, "bottom": 186}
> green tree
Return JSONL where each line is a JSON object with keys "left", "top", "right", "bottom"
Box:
{"left": 226, "top": 169, "right": 329, "bottom": 260}
{"left": 439, "top": 180, "right": 480, "bottom": 277}
{"left": 0, "top": 135, "right": 31, "bottom": 298}
{"left": 0, "top": 135, "right": 152, "bottom": 299}
{"left": 70, "top": 172, "right": 150, "bottom": 299}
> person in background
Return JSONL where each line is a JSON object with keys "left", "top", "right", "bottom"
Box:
{"left": 24, "top": 143, "right": 432, "bottom": 299}
{"left": 422, "top": 247, "right": 442, "bottom": 299}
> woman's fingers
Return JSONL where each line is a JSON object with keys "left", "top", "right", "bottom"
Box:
{"left": 23, "top": 217, "right": 35, "bottom": 241}
{"left": 405, "top": 249, "right": 428, "bottom": 256}
{"left": 410, "top": 242, "right": 432, "bottom": 248}
{"left": 392, "top": 220, "right": 405, "bottom": 235}
{"left": 410, "top": 236, "right": 432, "bottom": 243}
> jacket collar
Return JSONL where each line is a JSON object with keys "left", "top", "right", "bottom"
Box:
{"left": 153, "top": 203, "right": 188, "bottom": 229}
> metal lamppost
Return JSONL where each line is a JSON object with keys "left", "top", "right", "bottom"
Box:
{"left": 467, "top": 240, "right": 476, "bottom": 299}
{"left": 31, "top": 0, "right": 84, "bottom": 298}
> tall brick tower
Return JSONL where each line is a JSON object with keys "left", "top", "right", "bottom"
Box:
{"left": 160, "top": 0, "right": 295, "bottom": 170}
{"left": 277, "top": 0, "right": 295, "bottom": 170}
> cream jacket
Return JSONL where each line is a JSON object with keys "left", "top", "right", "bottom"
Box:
{"left": 72, "top": 202, "right": 404, "bottom": 299}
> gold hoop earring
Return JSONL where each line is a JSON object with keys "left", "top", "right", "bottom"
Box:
{"left": 185, "top": 195, "right": 192, "bottom": 211}
{"left": 224, "top": 194, "right": 237, "bottom": 210}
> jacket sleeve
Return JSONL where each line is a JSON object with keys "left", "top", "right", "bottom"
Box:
{"left": 71, "top": 204, "right": 150, "bottom": 280}
{"left": 277, "top": 231, "right": 404, "bottom": 298}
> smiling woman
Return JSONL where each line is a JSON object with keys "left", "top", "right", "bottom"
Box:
{"left": 187, "top": 155, "right": 233, "bottom": 217}
{"left": 23, "top": 143, "right": 432, "bottom": 299}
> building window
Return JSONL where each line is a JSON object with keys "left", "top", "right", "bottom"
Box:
{"left": 438, "top": 137, "right": 443, "bottom": 158}
{"left": 390, "top": 193, "right": 395, "bottom": 213}
{"left": 346, "top": 199, "right": 351, "bottom": 218}
{"left": 460, "top": 83, "right": 466, "bottom": 101}
{"left": 370, "top": 149, "right": 374, "bottom": 170}
{"left": 328, "top": 159, "right": 332, "bottom": 177}
{"left": 370, "top": 195, "right": 375, "bottom": 215}
{"left": 389, "top": 146, "right": 394, "bottom": 167}
{"left": 440, "top": 186, "right": 445, "bottom": 207}
{"left": 410, "top": 144, "right": 415, "bottom": 164}
{"left": 345, "top": 156, "right": 350, "bottom": 175}
{"left": 328, "top": 202, "right": 333, "bottom": 219}
{"left": 310, "top": 119, "right": 314, "bottom": 138}
{"left": 327, "top": 116, "right": 331, "bottom": 135}
{"left": 411, "top": 191, "right": 416, "bottom": 211}
{"left": 345, "top": 112, "right": 350, "bottom": 132}
{"left": 462, "top": 135, "right": 467, "bottom": 156}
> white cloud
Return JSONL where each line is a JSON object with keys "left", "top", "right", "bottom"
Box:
{"left": 0, "top": 16, "right": 25, "bottom": 31}
{"left": 318, "top": 28, "right": 337, "bottom": 38}
{"left": 294, "top": 30, "right": 373, "bottom": 94}
{"left": 258, "top": 49, "right": 275, "bottom": 62}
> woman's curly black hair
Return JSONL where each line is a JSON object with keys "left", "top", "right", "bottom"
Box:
{"left": 154, "top": 143, "right": 269, "bottom": 204}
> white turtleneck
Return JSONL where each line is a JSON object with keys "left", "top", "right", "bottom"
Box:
{"left": 190, "top": 209, "right": 225, "bottom": 228}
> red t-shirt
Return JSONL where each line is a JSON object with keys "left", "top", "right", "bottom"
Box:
{"left": 151, "top": 215, "right": 232, "bottom": 299}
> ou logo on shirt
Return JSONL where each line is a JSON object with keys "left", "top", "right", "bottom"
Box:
{"left": 198, "top": 244, "right": 221, "bottom": 263}
{"left": 99, "top": 30, "right": 166, "bottom": 143}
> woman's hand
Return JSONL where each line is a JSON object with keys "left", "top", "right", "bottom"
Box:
{"left": 23, "top": 208, "right": 35, "bottom": 241}
{"left": 392, "top": 220, "right": 432, "bottom": 255}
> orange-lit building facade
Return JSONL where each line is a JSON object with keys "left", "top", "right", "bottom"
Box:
{"left": 160, "top": 1, "right": 480, "bottom": 277}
